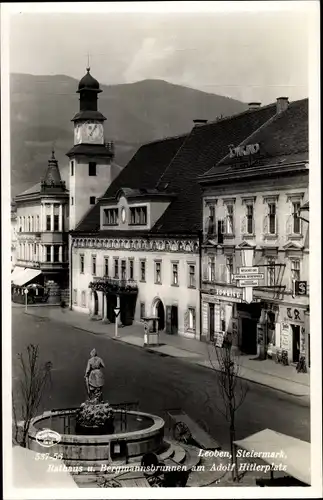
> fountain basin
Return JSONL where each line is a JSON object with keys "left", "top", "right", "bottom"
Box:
{"left": 28, "top": 409, "right": 165, "bottom": 469}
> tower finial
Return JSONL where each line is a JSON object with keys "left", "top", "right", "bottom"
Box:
{"left": 51, "top": 147, "right": 55, "bottom": 160}
{"left": 86, "top": 52, "right": 90, "bottom": 72}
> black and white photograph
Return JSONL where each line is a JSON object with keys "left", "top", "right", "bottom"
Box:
{"left": 1, "top": 1, "right": 321, "bottom": 498}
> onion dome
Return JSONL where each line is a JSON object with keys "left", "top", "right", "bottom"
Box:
{"left": 77, "top": 67, "right": 101, "bottom": 92}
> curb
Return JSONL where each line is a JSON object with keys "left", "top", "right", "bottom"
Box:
{"left": 22, "top": 310, "right": 310, "bottom": 403}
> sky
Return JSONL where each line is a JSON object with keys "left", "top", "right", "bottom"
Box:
{"left": 7, "top": 4, "right": 311, "bottom": 104}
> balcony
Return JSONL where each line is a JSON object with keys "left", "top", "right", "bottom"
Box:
{"left": 90, "top": 277, "right": 138, "bottom": 294}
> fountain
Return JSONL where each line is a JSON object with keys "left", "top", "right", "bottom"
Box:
{"left": 27, "top": 349, "right": 168, "bottom": 472}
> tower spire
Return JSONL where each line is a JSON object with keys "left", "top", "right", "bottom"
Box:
{"left": 86, "top": 52, "right": 90, "bottom": 73}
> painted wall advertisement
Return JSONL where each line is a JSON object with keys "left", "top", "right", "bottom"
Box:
{"left": 280, "top": 322, "right": 291, "bottom": 350}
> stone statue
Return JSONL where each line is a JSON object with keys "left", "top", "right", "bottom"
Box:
{"left": 85, "top": 349, "right": 105, "bottom": 403}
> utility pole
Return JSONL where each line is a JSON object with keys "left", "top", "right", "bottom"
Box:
{"left": 24, "top": 288, "right": 28, "bottom": 313}
{"left": 114, "top": 294, "right": 120, "bottom": 337}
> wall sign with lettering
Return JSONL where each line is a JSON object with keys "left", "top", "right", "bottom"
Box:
{"left": 229, "top": 143, "right": 260, "bottom": 158}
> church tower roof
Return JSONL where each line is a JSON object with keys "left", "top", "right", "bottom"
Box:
{"left": 77, "top": 67, "right": 101, "bottom": 93}
{"left": 41, "top": 150, "right": 66, "bottom": 192}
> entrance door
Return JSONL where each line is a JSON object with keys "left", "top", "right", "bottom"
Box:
{"left": 156, "top": 300, "right": 165, "bottom": 331}
{"left": 241, "top": 318, "right": 257, "bottom": 355}
{"left": 107, "top": 294, "right": 117, "bottom": 323}
{"left": 209, "top": 303, "right": 215, "bottom": 342}
{"left": 171, "top": 306, "right": 178, "bottom": 335}
{"left": 292, "top": 324, "right": 300, "bottom": 363}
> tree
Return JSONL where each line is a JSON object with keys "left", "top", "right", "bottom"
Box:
{"left": 207, "top": 334, "right": 249, "bottom": 481}
{"left": 12, "top": 344, "right": 52, "bottom": 448}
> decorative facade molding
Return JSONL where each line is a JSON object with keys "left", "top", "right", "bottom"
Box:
{"left": 73, "top": 236, "right": 199, "bottom": 254}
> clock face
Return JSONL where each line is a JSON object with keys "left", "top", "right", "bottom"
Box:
{"left": 121, "top": 207, "right": 126, "bottom": 223}
{"left": 74, "top": 121, "right": 104, "bottom": 145}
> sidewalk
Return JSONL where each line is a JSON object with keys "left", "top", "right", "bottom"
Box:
{"left": 21, "top": 306, "right": 310, "bottom": 402}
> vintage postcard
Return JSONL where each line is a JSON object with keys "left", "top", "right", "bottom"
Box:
{"left": 2, "top": 1, "right": 321, "bottom": 499}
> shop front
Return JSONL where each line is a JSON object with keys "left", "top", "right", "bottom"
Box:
{"left": 201, "top": 285, "right": 243, "bottom": 345}
{"left": 275, "top": 305, "right": 308, "bottom": 365}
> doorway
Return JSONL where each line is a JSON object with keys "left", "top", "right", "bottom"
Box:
{"left": 292, "top": 324, "right": 300, "bottom": 363}
{"left": 241, "top": 318, "right": 257, "bottom": 355}
{"left": 170, "top": 306, "right": 178, "bottom": 334}
{"left": 156, "top": 300, "right": 165, "bottom": 331}
{"left": 209, "top": 303, "right": 215, "bottom": 342}
{"left": 92, "top": 291, "right": 99, "bottom": 315}
{"left": 106, "top": 294, "right": 117, "bottom": 323}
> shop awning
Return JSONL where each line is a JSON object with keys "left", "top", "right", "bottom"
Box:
{"left": 11, "top": 267, "right": 26, "bottom": 282}
{"left": 234, "top": 429, "right": 310, "bottom": 485}
{"left": 12, "top": 446, "right": 78, "bottom": 488}
{"left": 12, "top": 268, "right": 42, "bottom": 287}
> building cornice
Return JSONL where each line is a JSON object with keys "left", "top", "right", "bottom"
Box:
{"left": 72, "top": 236, "right": 199, "bottom": 254}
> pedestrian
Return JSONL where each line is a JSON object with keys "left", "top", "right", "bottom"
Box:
{"left": 60, "top": 300, "right": 66, "bottom": 312}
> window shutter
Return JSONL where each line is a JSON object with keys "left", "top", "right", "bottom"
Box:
{"left": 240, "top": 215, "right": 247, "bottom": 235}
{"left": 263, "top": 215, "right": 269, "bottom": 234}
{"left": 286, "top": 214, "right": 293, "bottom": 235}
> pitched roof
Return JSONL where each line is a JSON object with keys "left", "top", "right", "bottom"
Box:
{"left": 75, "top": 100, "right": 303, "bottom": 236}
{"left": 152, "top": 103, "right": 277, "bottom": 234}
{"left": 203, "top": 98, "right": 308, "bottom": 179}
{"left": 16, "top": 182, "right": 42, "bottom": 197}
{"left": 75, "top": 134, "right": 187, "bottom": 233}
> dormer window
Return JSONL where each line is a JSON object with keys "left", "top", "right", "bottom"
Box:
{"left": 103, "top": 208, "right": 118, "bottom": 225}
{"left": 129, "top": 206, "right": 147, "bottom": 225}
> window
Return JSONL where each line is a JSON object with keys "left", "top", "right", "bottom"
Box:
{"left": 114, "top": 258, "right": 119, "bottom": 279}
{"left": 89, "top": 162, "right": 97, "bottom": 176}
{"left": 140, "top": 260, "right": 146, "bottom": 282}
{"left": 172, "top": 263, "right": 179, "bottom": 285}
{"left": 36, "top": 215, "right": 40, "bottom": 232}
{"left": 104, "top": 257, "right": 109, "bottom": 277}
{"left": 155, "top": 261, "right": 162, "bottom": 284}
{"left": 31, "top": 216, "right": 34, "bottom": 232}
{"left": 208, "top": 256, "right": 215, "bottom": 282}
{"left": 92, "top": 255, "right": 97, "bottom": 276}
{"left": 46, "top": 215, "right": 51, "bottom": 231}
{"left": 71, "top": 197, "right": 74, "bottom": 206}
{"left": 121, "top": 260, "right": 126, "bottom": 280}
{"left": 226, "top": 205, "right": 234, "bottom": 234}
{"left": 103, "top": 208, "right": 118, "bottom": 225}
{"left": 46, "top": 246, "right": 51, "bottom": 262}
{"left": 246, "top": 204, "right": 254, "bottom": 234}
{"left": 129, "top": 259, "right": 134, "bottom": 280}
{"left": 53, "top": 246, "right": 59, "bottom": 262}
{"left": 80, "top": 254, "right": 84, "bottom": 274}
{"left": 90, "top": 196, "right": 96, "bottom": 205}
{"left": 188, "top": 308, "right": 196, "bottom": 331}
{"left": 70, "top": 161, "right": 74, "bottom": 176}
{"left": 81, "top": 291, "right": 86, "bottom": 307}
{"left": 54, "top": 215, "right": 59, "bottom": 231}
{"left": 73, "top": 289, "right": 77, "bottom": 304}
{"left": 188, "top": 264, "right": 196, "bottom": 288}
{"left": 268, "top": 203, "right": 276, "bottom": 234}
{"left": 207, "top": 205, "right": 216, "bottom": 235}
{"left": 291, "top": 260, "right": 300, "bottom": 282}
{"left": 226, "top": 256, "right": 233, "bottom": 284}
{"left": 267, "top": 258, "right": 276, "bottom": 286}
{"left": 140, "top": 302, "right": 145, "bottom": 320}
{"left": 292, "top": 202, "right": 301, "bottom": 234}
{"left": 129, "top": 206, "right": 147, "bottom": 225}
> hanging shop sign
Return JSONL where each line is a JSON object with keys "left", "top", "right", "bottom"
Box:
{"left": 295, "top": 281, "right": 307, "bottom": 296}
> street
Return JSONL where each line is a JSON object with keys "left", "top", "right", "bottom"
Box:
{"left": 11, "top": 308, "right": 310, "bottom": 450}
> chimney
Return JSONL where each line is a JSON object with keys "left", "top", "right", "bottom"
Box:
{"left": 248, "top": 102, "right": 261, "bottom": 110}
{"left": 193, "top": 119, "right": 208, "bottom": 127}
{"left": 276, "top": 97, "right": 289, "bottom": 114}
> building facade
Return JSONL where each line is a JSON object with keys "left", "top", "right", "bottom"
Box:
{"left": 70, "top": 79, "right": 295, "bottom": 340}
{"left": 12, "top": 151, "right": 69, "bottom": 302}
{"left": 199, "top": 98, "right": 309, "bottom": 366}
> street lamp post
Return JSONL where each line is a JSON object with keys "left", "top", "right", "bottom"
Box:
{"left": 24, "top": 288, "right": 28, "bottom": 312}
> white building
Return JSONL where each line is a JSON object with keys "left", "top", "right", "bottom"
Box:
{"left": 199, "top": 98, "right": 309, "bottom": 366}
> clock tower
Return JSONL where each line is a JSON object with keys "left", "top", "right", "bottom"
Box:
{"left": 67, "top": 67, "right": 114, "bottom": 230}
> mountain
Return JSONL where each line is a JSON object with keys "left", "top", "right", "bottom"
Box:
{"left": 10, "top": 74, "right": 248, "bottom": 197}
